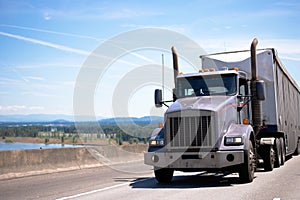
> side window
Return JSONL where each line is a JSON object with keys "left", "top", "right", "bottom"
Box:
{"left": 239, "top": 78, "right": 247, "bottom": 96}
{"left": 240, "top": 85, "right": 246, "bottom": 96}
{"left": 185, "top": 89, "right": 194, "bottom": 96}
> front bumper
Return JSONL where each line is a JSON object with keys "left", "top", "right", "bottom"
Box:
{"left": 144, "top": 150, "right": 244, "bottom": 169}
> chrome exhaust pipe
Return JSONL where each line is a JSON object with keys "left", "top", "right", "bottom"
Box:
{"left": 250, "top": 38, "right": 262, "bottom": 129}
{"left": 171, "top": 46, "right": 179, "bottom": 86}
{"left": 251, "top": 38, "right": 258, "bottom": 81}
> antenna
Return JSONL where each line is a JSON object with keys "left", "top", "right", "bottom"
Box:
{"left": 162, "top": 53, "right": 165, "bottom": 100}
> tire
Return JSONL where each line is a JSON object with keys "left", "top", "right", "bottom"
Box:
{"left": 154, "top": 168, "right": 174, "bottom": 183}
{"left": 262, "top": 145, "right": 275, "bottom": 171}
{"left": 239, "top": 140, "right": 255, "bottom": 183}
{"left": 274, "top": 138, "right": 282, "bottom": 168}
{"left": 294, "top": 138, "right": 300, "bottom": 156}
{"left": 280, "top": 137, "right": 285, "bottom": 165}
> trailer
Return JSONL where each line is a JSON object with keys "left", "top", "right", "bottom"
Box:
{"left": 144, "top": 38, "right": 300, "bottom": 183}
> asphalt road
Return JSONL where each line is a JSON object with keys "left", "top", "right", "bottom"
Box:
{"left": 1, "top": 155, "right": 300, "bottom": 200}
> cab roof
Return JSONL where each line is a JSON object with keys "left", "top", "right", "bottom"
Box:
{"left": 177, "top": 69, "right": 239, "bottom": 79}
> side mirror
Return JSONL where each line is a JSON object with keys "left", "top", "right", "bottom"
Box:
{"left": 256, "top": 80, "right": 265, "bottom": 101}
{"left": 172, "top": 88, "right": 177, "bottom": 102}
{"left": 154, "top": 89, "right": 162, "bottom": 107}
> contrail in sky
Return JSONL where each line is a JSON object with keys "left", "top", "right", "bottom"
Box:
{"left": 0, "top": 28, "right": 157, "bottom": 65}
{"left": 1, "top": 24, "right": 103, "bottom": 41}
{"left": 0, "top": 31, "right": 140, "bottom": 66}
{"left": 0, "top": 31, "right": 90, "bottom": 56}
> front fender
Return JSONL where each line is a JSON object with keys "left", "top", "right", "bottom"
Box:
{"left": 219, "top": 124, "right": 254, "bottom": 151}
{"left": 149, "top": 128, "right": 162, "bottom": 140}
{"left": 148, "top": 128, "right": 165, "bottom": 152}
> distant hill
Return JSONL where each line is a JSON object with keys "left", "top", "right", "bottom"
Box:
{"left": 99, "top": 116, "right": 163, "bottom": 125}
{"left": 0, "top": 114, "right": 104, "bottom": 123}
{"left": 0, "top": 114, "right": 163, "bottom": 125}
{"left": 0, "top": 114, "right": 73, "bottom": 122}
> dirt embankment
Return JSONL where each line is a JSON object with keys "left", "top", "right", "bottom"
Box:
{"left": 0, "top": 143, "right": 148, "bottom": 180}
{"left": 121, "top": 144, "right": 148, "bottom": 153}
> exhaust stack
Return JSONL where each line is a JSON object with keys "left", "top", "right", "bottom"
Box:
{"left": 250, "top": 38, "right": 263, "bottom": 130}
{"left": 251, "top": 38, "right": 258, "bottom": 80}
{"left": 171, "top": 46, "right": 179, "bottom": 86}
{"left": 171, "top": 46, "right": 179, "bottom": 101}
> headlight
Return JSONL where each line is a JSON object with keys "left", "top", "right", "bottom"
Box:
{"left": 224, "top": 136, "right": 243, "bottom": 146}
{"left": 149, "top": 139, "right": 165, "bottom": 146}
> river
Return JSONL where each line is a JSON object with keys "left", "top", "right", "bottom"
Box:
{"left": 0, "top": 142, "right": 83, "bottom": 151}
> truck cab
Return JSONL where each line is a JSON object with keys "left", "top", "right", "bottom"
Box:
{"left": 145, "top": 67, "right": 257, "bottom": 183}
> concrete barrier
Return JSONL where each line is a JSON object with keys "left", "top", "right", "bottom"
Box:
{"left": 0, "top": 144, "right": 147, "bottom": 179}
{"left": 0, "top": 148, "right": 96, "bottom": 175}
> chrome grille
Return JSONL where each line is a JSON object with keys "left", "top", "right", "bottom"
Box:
{"left": 167, "top": 116, "right": 212, "bottom": 148}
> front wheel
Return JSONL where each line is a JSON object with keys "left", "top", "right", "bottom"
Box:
{"left": 154, "top": 168, "right": 174, "bottom": 183}
{"left": 239, "top": 140, "right": 255, "bottom": 183}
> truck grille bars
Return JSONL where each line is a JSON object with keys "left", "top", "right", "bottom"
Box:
{"left": 166, "top": 115, "right": 213, "bottom": 149}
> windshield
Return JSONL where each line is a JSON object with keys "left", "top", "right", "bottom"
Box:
{"left": 177, "top": 74, "right": 237, "bottom": 98}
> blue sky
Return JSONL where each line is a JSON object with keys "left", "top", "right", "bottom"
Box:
{"left": 0, "top": 0, "right": 299, "bottom": 117}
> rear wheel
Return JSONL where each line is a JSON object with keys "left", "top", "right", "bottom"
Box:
{"left": 279, "top": 137, "right": 285, "bottom": 165}
{"left": 294, "top": 138, "right": 300, "bottom": 155}
{"left": 274, "top": 138, "right": 282, "bottom": 168}
{"left": 262, "top": 145, "right": 275, "bottom": 171}
{"left": 154, "top": 168, "right": 174, "bottom": 183}
{"left": 239, "top": 140, "right": 255, "bottom": 183}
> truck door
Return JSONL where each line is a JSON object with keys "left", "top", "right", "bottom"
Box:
{"left": 238, "top": 78, "right": 249, "bottom": 124}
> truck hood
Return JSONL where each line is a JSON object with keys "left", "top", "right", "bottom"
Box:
{"left": 167, "top": 96, "right": 237, "bottom": 114}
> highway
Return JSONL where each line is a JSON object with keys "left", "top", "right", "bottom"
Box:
{"left": 1, "top": 155, "right": 300, "bottom": 200}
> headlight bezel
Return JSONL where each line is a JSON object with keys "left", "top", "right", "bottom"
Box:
{"left": 149, "top": 139, "right": 165, "bottom": 146}
{"left": 224, "top": 136, "right": 244, "bottom": 146}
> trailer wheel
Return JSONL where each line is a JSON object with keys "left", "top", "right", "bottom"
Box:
{"left": 274, "top": 138, "right": 282, "bottom": 168}
{"left": 262, "top": 145, "right": 275, "bottom": 171}
{"left": 294, "top": 138, "right": 300, "bottom": 156}
{"left": 279, "top": 137, "right": 285, "bottom": 165}
{"left": 239, "top": 140, "right": 255, "bottom": 183}
{"left": 154, "top": 168, "right": 174, "bottom": 183}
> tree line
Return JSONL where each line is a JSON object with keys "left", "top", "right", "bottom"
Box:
{"left": 0, "top": 124, "right": 157, "bottom": 143}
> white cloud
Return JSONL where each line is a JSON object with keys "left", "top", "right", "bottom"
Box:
{"left": 23, "top": 76, "right": 45, "bottom": 81}
{"left": 42, "top": 5, "right": 163, "bottom": 21}
{"left": 262, "top": 39, "right": 300, "bottom": 54}
{"left": 21, "top": 92, "right": 60, "bottom": 98}
{"left": 43, "top": 12, "right": 52, "bottom": 20}
{"left": 280, "top": 56, "right": 300, "bottom": 62}
{"left": 274, "top": 2, "right": 300, "bottom": 7}
{"left": 16, "top": 63, "right": 82, "bottom": 69}
{"left": 121, "top": 24, "right": 191, "bottom": 35}
{"left": 102, "top": 9, "right": 163, "bottom": 20}
{"left": 62, "top": 81, "right": 75, "bottom": 87}
{"left": 0, "top": 77, "right": 23, "bottom": 86}
{"left": 198, "top": 38, "right": 300, "bottom": 56}
{"left": 0, "top": 105, "right": 44, "bottom": 112}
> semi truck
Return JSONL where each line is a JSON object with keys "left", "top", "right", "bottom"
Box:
{"left": 144, "top": 38, "right": 300, "bottom": 183}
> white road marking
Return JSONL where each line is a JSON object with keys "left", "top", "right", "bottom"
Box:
{"left": 57, "top": 171, "right": 221, "bottom": 200}
{"left": 56, "top": 178, "right": 150, "bottom": 200}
